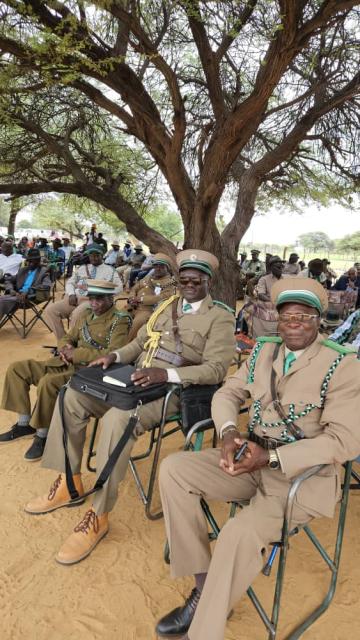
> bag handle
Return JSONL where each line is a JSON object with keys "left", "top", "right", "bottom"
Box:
{"left": 58, "top": 385, "right": 139, "bottom": 502}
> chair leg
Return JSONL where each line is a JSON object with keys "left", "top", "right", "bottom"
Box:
{"left": 86, "top": 418, "right": 100, "bottom": 472}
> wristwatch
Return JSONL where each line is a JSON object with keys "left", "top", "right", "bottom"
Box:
{"left": 268, "top": 449, "right": 280, "bottom": 470}
{"left": 221, "top": 425, "right": 239, "bottom": 439}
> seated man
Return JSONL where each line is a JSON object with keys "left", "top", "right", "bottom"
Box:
{"left": 241, "top": 256, "right": 284, "bottom": 339}
{"left": 128, "top": 251, "right": 156, "bottom": 288}
{"left": 156, "top": 278, "right": 360, "bottom": 640}
{"left": 0, "top": 280, "right": 131, "bottom": 461}
{"left": 298, "top": 258, "right": 327, "bottom": 285}
{"left": 117, "top": 244, "right": 146, "bottom": 289}
{"left": 25, "top": 250, "right": 235, "bottom": 565}
{"left": 283, "top": 252, "right": 300, "bottom": 275}
{"left": 126, "top": 252, "right": 177, "bottom": 342}
{"left": 44, "top": 244, "right": 122, "bottom": 340}
{"left": 0, "top": 240, "right": 23, "bottom": 280}
{"left": 0, "top": 248, "right": 51, "bottom": 320}
{"left": 104, "top": 239, "right": 121, "bottom": 266}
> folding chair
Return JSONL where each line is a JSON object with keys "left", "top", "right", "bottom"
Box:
{"left": 0, "top": 285, "right": 55, "bottom": 338}
{"left": 86, "top": 384, "right": 218, "bottom": 521}
{"left": 184, "top": 419, "right": 354, "bottom": 640}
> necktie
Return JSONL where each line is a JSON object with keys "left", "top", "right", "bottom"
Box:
{"left": 90, "top": 265, "right": 96, "bottom": 278}
{"left": 283, "top": 352, "right": 296, "bottom": 374}
{"left": 183, "top": 302, "right": 192, "bottom": 313}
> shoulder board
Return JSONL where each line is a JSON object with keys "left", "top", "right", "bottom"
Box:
{"left": 321, "top": 339, "right": 357, "bottom": 355}
{"left": 212, "top": 300, "right": 235, "bottom": 315}
{"left": 114, "top": 311, "right": 132, "bottom": 319}
{"left": 256, "top": 336, "right": 283, "bottom": 343}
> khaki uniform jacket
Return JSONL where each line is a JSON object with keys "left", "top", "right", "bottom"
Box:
{"left": 129, "top": 274, "right": 177, "bottom": 311}
{"left": 256, "top": 273, "right": 283, "bottom": 300}
{"left": 212, "top": 335, "right": 360, "bottom": 518}
{"left": 55, "top": 306, "right": 131, "bottom": 366}
{"left": 114, "top": 295, "right": 235, "bottom": 386}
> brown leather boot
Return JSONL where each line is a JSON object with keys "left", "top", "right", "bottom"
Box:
{"left": 55, "top": 508, "right": 109, "bottom": 565}
{"left": 24, "top": 473, "right": 85, "bottom": 515}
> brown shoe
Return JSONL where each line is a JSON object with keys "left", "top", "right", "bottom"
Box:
{"left": 24, "top": 473, "right": 85, "bottom": 515}
{"left": 55, "top": 508, "right": 109, "bottom": 565}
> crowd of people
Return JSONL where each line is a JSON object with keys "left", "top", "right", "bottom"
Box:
{"left": 0, "top": 234, "right": 360, "bottom": 639}
{"left": 238, "top": 250, "right": 360, "bottom": 340}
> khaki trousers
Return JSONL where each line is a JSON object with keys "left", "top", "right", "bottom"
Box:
{"left": 1, "top": 359, "right": 72, "bottom": 429}
{"left": 117, "top": 265, "right": 132, "bottom": 287}
{"left": 43, "top": 295, "right": 89, "bottom": 340}
{"left": 42, "top": 387, "right": 179, "bottom": 515}
{"left": 159, "top": 449, "right": 313, "bottom": 640}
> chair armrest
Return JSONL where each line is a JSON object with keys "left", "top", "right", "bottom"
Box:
{"left": 184, "top": 419, "right": 215, "bottom": 450}
{"left": 283, "top": 464, "right": 325, "bottom": 541}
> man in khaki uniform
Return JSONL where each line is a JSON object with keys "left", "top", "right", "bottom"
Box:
{"left": 156, "top": 278, "right": 360, "bottom": 640}
{"left": 25, "top": 249, "right": 235, "bottom": 566}
{"left": 126, "top": 252, "right": 177, "bottom": 342}
{"left": 44, "top": 244, "right": 122, "bottom": 340}
{"left": 0, "top": 280, "right": 131, "bottom": 461}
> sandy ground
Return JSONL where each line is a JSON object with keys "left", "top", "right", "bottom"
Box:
{"left": 0, "top": 297, "right": 360, "bottom": 640}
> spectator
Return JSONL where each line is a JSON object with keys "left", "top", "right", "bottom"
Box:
{"left": 283, "top": 252, "right": 300, "bottom": 275}
{"left": 241, "top": 249, "right": 266, "bottom": 278}
{"left": 94, "top": 232, "right": 108, "bottom": 253}
{"left": 128, "top": 251, "right": 156, "bottom": 287}
{"left": 43, "top": 244, "right": 122, "bottom": 340}
{"left": 333, "top": 267, "right": 360, "bottom": 307}
{"left": 256, "top": 256, "right": 284, "bottom": 301}
{"left": 0, "top": 248, "right": 51, "bottom": 321}
{"left": 299, "top": 260, "right": 306, "bottom": 271}
{"left": 265, "top": 253, "right": 273, "bottom": 274}
{"left": 17, "top": 236, "right": 29, "bottom": 256}
{"left": 104, "top": 239, "right": 121, "bottom": 266}
{"left": 116, "top": 240, "right": 133, "bottom": 266}
{"left": 0, "top": 241, "right": 23, "bottom": 279}
{"left": 61, "top": 236, "right": 75, "bottom": 276}
{"left": 117, "top": 243, "right": 146, "bottom": 290}
{"left": 47, "top": 239, "right": 66, "bottom": 278}
{"left": 238, "top": 252, "right": 247, "bottom": 267}
{"left": 298, "top": 258, "right": 327, "bottom": 285}
{"left": 328, "top": 308, "right": 360, "bottom": 349}
{"left": 322, "top": 259, "right": 337, "bottom": 288}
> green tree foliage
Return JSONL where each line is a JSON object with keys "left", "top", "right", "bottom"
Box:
{"left": 0, "top": 197, "right": 9, "bottom": 226}
{"left": 0, "top": 2, "right": 359, "bottom": 302}
{"left": 297, "top": 231, "right": 335, "bottom": 252}
{"left": 335, "top": 232, "right": 360, "bottom": 254}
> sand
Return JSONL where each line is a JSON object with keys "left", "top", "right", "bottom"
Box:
{"left": 0, "top": 302, "right": 360, "bottom": 640}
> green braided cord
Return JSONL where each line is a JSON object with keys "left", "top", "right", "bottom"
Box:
{"left": 256, "top": 336, "right": 283, "bottom": 343}
{"left": 247, "top": 341, "right": 264, "bottom": 383}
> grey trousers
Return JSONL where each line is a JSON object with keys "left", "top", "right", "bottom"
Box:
{"left": 42, "top": 387, "right": 179, "bottom": 515}
{"left": 159, "top": 449, "right": 313, "bottom": 640}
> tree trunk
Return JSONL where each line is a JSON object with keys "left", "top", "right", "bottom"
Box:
{"left": 8, "top": 200, "right": 21, "bottom": 236}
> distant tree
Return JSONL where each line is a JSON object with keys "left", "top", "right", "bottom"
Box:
{"left": 16, "top": 219, "right": 32, "bottom": 230}
{"left": 298, "top": 231, "right": 335, "bottom": 252}
{"left": 335, "top": 232, "right": 360, "bottom": 256}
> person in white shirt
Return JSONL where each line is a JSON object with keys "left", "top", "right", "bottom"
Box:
{"left": 0, "top": 241, "right": 23, "bottom": 278}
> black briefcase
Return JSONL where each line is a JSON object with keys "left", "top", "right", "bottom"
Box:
{"left": 69, "top": 364, "right": 168, "bottom": 410}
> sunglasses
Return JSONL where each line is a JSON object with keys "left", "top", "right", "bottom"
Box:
{"left": 278, "top": 313, "right": 318, "bottom": 324}
{"left": 179, "top": 277, "right": 208, "bottom": 286}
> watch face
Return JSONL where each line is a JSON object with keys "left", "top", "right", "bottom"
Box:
{"left": 269, "top": 460, "right": 279, "bottom": 469}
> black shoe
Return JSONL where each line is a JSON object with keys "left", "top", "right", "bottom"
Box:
{"left": 24, "top": 435, "right": 47, "bottom": 462}
{"left": 156, "top": 588, "right": 201, "bottom": 637}
{"left": 0, "top": 424, "right": 36, "bottom": 443}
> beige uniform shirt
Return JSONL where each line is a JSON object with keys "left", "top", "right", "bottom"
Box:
{"left": 256, "top": 273, "right": 284, "bottom": 300}
{"left": 212, "top": 335, "right": 360, "bottom": 517}
{"left": 114, "top": 295, "right": 235, "bottom": 386}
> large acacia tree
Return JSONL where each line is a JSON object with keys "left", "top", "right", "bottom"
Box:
{"left": 0, "top": 0, "right": 359, "bottom": 302}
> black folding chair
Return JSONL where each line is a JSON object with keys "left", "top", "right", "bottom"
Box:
{"left": 0, "top": 286, "right": 55, "bottom": 338}
{"left": 184, "top": 419, "right": 354, "bottom": 639}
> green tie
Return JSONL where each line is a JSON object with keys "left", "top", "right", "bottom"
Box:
{"left": 283, "top": 352, "right": 296, "bottom": 374}
{"left": 183, "top": 302, "right": 192, "bottom": 312}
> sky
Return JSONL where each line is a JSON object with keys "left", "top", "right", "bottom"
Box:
{"left": 237, "top": 204, "right": 359, "bottom": 246}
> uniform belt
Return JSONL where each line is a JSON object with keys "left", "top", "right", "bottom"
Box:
{"left": 249, "top": 432, "right": 285, "bottom": 450}
{"left": 154, "top": 347, "right": 196, "bottom": 367}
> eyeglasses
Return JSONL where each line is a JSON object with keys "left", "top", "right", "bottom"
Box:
{"left": 179, "top": 277, "right": 207, "bottom": 286}
{"left": 278, "top": 313, "right": 318, "bottom": 324}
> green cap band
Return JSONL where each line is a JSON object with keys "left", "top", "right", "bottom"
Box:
{"left": 276, "top": 290, "right": 322, "bottom": 313}
{"left": 153, "top": 259, "right": 170, "bottom": 266}
{"left": 87, "top": 287, "right": 115, "bottom": 295}
{"left": 179, "top": 260, "right": 213, "bottom": 277}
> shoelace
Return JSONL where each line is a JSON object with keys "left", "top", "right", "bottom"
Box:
{"left": 184, "top": 588, "right": 201, "bottom": 612}
{"left": 74, "top": 509, "right": 99, "bottom": 535}
{"left": 48, "top": 474, "right": 62, "bottom": 501}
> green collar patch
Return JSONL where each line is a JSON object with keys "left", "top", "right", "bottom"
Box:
{"left": 212, "top": 300, "right": 235, "bottom": 314}
{"left": 321, "top": 339, "right": 357, "bottom": 355}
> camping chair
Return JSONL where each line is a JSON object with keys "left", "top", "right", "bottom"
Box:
{"left": 183, "top": 418, "right": 354, "bottom": 640}
{"left": 0, "top": 284, "right": 55, "bottom": 338}
{"left": 86, "top": 383, "right": 219, "bottom": 520}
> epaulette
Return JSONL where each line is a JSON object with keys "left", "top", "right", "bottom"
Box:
{"left": 256, "top": 336, "right": 283, "bottom": 343}
{"left": 114, "top": 310, "right": 132, "bottom": 320}
{"left": 321, "top": 339, "right": 357, "bottom": 355}
{"left": 212, "top": 300, "right": 235, "bottom": 315}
